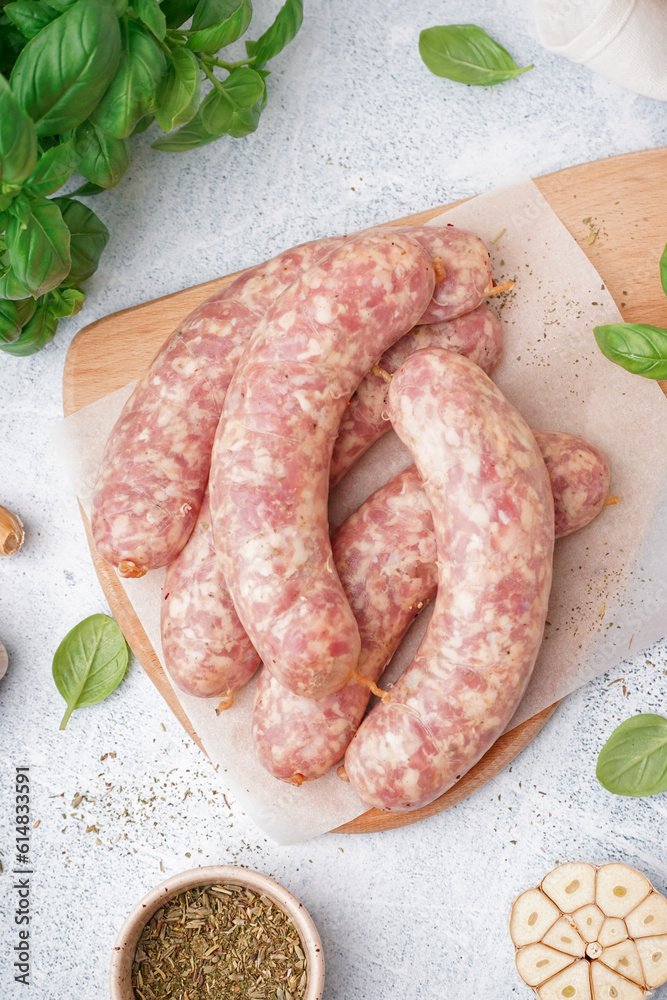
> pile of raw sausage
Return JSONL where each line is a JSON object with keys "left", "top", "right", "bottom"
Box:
{"left": 91, "top": 225, "right": 610, "bottom": 813}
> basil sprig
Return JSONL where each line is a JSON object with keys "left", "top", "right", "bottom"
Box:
{"left": 0, "top": 0, "right": 304, "bottom": 355}
{"left": 596, "top": 714, "right": 667, "bottom": 797}
{"left": 52, "top": 613, "right": 129, "bottom": 730}
{"left": 593, "top": 240, "right": 667, "bottom": 379}
{"left": 419, "top": 24, "right": 533, "bottom": 86}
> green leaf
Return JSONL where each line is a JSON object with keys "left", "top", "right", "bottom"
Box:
{"left": 49, "top": 285, "right": 85, "bottom": 316}
{"left": 159, "top": 0, "right": 196, "bottom": 27}
{"left": 660, "top": 242, "right": 667, "bottom": 298}
{"left": 24, "top": 137, "right": 76, "bottom": 196}
{"left": 200, "top": 66, "right": 263, "bottom": 138}
{"left": 75, "top": 120, "right": 131, "bottom": 188}
{"left": 0, "top": 297, "right": 22, "bottom": 343}
{"left": 0, "top": 265, "right": 33, "bottom": 300}
{"left": 10, "top": 0, "right": 122, "bottom": 136}
{"left": 154, "top": 46, "right": 201, "bottom": 132}
{"left": 151, "top": 109, "right": 218, "bottom": 151}
{"left": 597, "top": 714, "right": 667, "bottom": 797}
{"left": 245, "top": 0, "right": 302, "bottom": 68}
{"left": 187, "top": 0, "right": 252, "bottom": 54}
{"left": 419, "top": 24, "right": 533, "bottom": 86}
{"left": 6, "top": 196, "right": 71, "bottom": 297}
{"left": 131, "top": 0, "right": 166, "bottom": 39}
{"left": 4, "top": 1, "right": 62, "bottom": 39}
{"left": 8, "top": 191, "right": 31, "bottom": 228}
{"left": 593, "top": 323, "right": 667, "bottom": 380}
{"left": 68, "top": 180, "right": 105, "bottom": 196}
{"left": 52, "top": 614, "right": 129, "bottom": 729}
{"left": 129, "top": 113, "right": 155, "bottom": 136}
{"left": 0, "top": 23, "right": 29, "bottom": 77}
{"left": 0, "top": 298, "right": 58, "bottom": 354}
{"left": 52, "top": 196, "right": 109, "bottom": 284}
{"left": 15, "top": 295, "right": 37, "bottom": 325}
{"left": 90, "top": 17, "right": 166, "bottom": 139}
{"left": 0, "top": 71, "right": 38, "bottom": 184}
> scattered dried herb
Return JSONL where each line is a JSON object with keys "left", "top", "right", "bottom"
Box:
{"left": 131, "top": 883, "right": 309, "bottom": 1000}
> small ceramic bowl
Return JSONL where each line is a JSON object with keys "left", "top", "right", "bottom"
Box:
{"left": 109, "top": 864, "right": 325, "bottom": 1000}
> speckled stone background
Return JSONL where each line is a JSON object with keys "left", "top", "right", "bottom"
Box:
{"left": 1, "top": 1, "right": 667, "bottom": 997}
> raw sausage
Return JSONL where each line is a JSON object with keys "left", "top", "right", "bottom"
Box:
{"left": 91, "top": 225, "right": 490, "bottom": 578}
{"left": 210, "top": 232, "right": 435, "bottom": 699}
{"left": 162, "top": 302, "right": 504, "bottom": 699}
{"left": 330, "top": 304, "right": 503, "bottom": 486}
{"left": 91, "top": 236, "right": 345, "bottom": 577}
{"left": 344, "top": 349, "right": 555, "bottom": 811}
{"left": 253, "top": 430, "right": 608, "bottom": 783}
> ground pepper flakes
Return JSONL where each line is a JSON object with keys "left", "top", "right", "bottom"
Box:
{"left": 131, "top": 883, "right": 308, "bottom": 1000}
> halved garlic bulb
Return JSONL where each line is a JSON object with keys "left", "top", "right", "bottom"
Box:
{"left": 510, "top": 863, "right": 667, "bottom": 999}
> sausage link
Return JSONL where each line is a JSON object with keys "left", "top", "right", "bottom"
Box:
{"left": 210, "top": 233, "right": 435, "bottom": 700}
{"left": 343, "top": 349, "right": 555, "bottom": 811}
{"left": 253, "top": 430, "right": 608, "bottom": 783}
{"left": 162, "top": 302, "right": 503, "bottom": 698}
{"left": 395, "top": 225, "right": 492, "bottom": 324}
{"left": 330, "top": 304, "right": 503, "bottom": 486}
{"left": 91, "top": 236, "right": 344, "bottom": 577}
{"left": 532, "top": 429, "right": 609, "bottom": 537}
{"left": 161, "top": 489, "right": 260, "bottom": 698}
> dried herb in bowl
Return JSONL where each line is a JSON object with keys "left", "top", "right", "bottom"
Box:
{"left": 131, "top": 882, "right": 308, "bottom": 1000}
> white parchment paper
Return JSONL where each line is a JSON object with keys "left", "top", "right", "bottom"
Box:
{"left": 54, "top": 177, "right": 667, "bottom": 844}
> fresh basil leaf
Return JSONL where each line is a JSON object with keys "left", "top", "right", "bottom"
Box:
{"left": 660, "top": 242, "right": 667, "bottom": 298}
{"left": 131, "top": 0, "right": 166, "bottom": 39}
{"left": 594, "top": 322, "right": 667, "bottom": 379}
{"left": 0, "top": 265, "right": 33, "bottom": 300}
{"left": 75, "top": 120, "right": 131, "bottom": 188}
{"left": 151, "top": 109, "right": 218, "bottom": 151}
{"left": 419, "top": 24, "right": 533, "bottom": 86}
{"left": 187, "top": 0, "right": 252, "bottom": 54}
{"left": 155, "top": 46, "right": 201, "bottom": 132}
{"left": 14, "top": 295, "right": 36, "bottom": 326}
{"left": 0, "top": 298, "right": 22, "bottom": 343}
{"left": 200, "top": 66, "right": 263, "bottom": 138}
{"left": 6, "top": 195, "right": 71, "bottom": 297}
{"left": 52, "top": 196, "right": 109, "bottom": 284}
{"left": 0, "top": 22, "right": 29, "bottom": 76}
{"left": 8, "top": 191, "right": 31, "bottom": 228}
{"left": 597, "top": 714, "right": 667, "bottom": 797}
{"left": 4, "top": 1, "right": 62, "bottom": 38}
{"left": 90, "top": 18, "right": 166, "bottom": 139}
{"left": 130, "top": 113, "right": 155, "bottom": 136}
{"left": 0, "top": 71, "right": 38, "bottom": 184}
{"left": 69, "top": 180, "right": 105, "bottom": 196}
{"left": 45, "top": 0, "right": 79, "bottom": 11}
{"left": 52, "top": 614, "right": 129, "bottom": 730}
{"left": 160, "top": 0, "right": 197, "bottom": 28}
{"left": 49, "top": 285, "right": 85, "bottom": 316}
{"left": 245, "top": 0, "right": 302, "bottom": 68}
{"left": 0, "top": 298, "right": 58, "bottom": 354}
{"left": 24, "top": 137, "right": 76, "bottom": 196}
{"left": 10, "top": 0, "right": 122, "bottom": 136}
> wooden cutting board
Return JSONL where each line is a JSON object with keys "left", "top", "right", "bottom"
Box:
{"left": 63, "top": 146, "right": 667, "bottom": 836}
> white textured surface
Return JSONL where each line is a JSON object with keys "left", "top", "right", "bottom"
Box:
{"left": 1, "top": 1, "right": 667, "bottom": 997}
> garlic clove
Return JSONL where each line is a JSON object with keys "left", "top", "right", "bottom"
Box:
{"left": 635, "top": 934, "right": 667, "bottom": 989}
{"left": 536, "top": 959, "right": 592, "bottom": 1000}
{"left": 516, "top": 943, "right": 576, "bottom": 987}
{"left": 590, "top": 960, "right": 644, "bottom": 1000}
{"left": 599, "top": 940, "right": 644, "bottom": 986}
{"left": 542, "top": 864, "right": 597, "bottom": 913}
{"left": 511, "top": 888, "right": 561, "bottom": 947}
{"left": 0, "top": 641, "right": 7, "bottom": 680}
{"left": 626, "top": 893, "right": 667, "bottom": 938}
{"left": 0, "top": 504, "right": 24, "bottom": 556}
{"left": 542, "top": 917, "right": 587, "bottom": 958}
{"left": 572, "top": 904, "right": 606, "bottom": 943}
{"left": 596, "top": 865, "right": 652, "bottom": 920}
{"left": 598, "top": 918, "right": 629, "bottom": 949}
